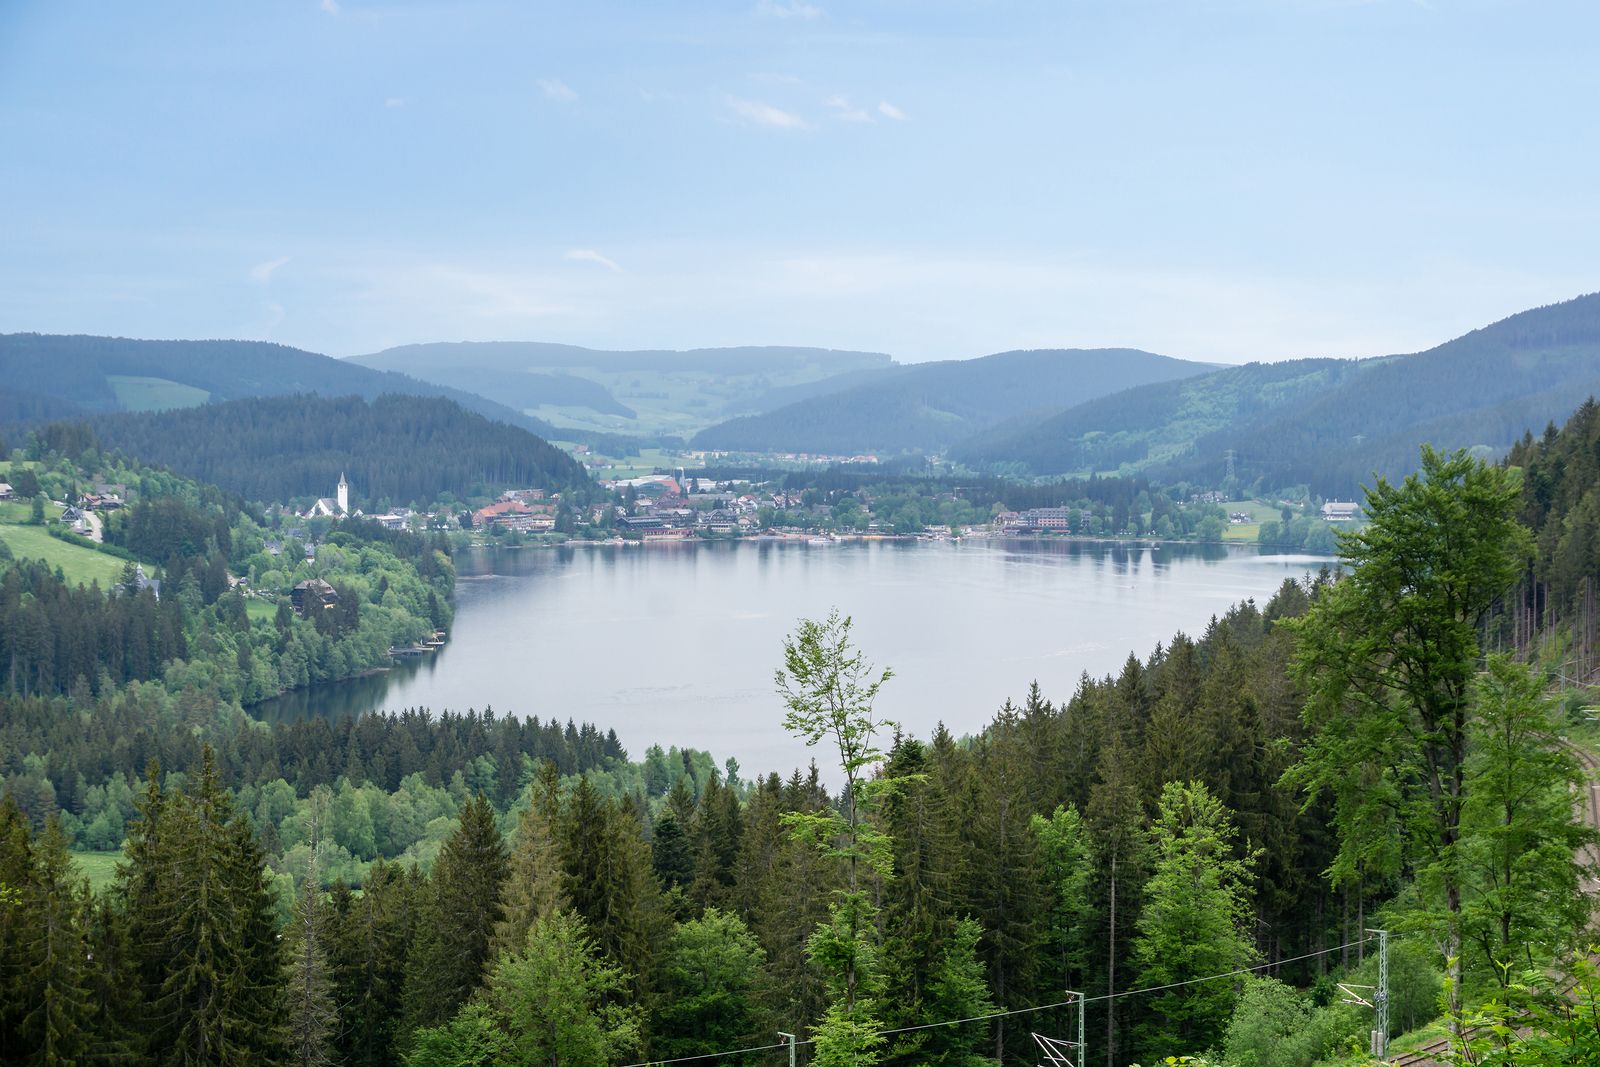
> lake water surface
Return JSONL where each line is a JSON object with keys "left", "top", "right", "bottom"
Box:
{"left": 256, "top": 539, "right": 1331, "bottom": 778}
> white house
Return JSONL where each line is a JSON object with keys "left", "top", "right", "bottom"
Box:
{"left": 1321, "top": 501, "right": 1360, "bottom": 522}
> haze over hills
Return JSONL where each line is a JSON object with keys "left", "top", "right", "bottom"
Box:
{"left": 952, "top": 291, "right": 1600, "bottom": 495}
{"left": 691, "top": 348, "right": 1216, "bottom": 455}
{"left": 352, "top": 341, "right": 893, "bottom": 441}
{"left": 0, "top": 333, "right": 564, "bottom": 440}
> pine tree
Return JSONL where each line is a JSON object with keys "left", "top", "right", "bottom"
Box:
{"left": 284, "top": 845, "right": 337, "bottom": 1067}
{"left": 473, "top": 910, "right": 641, "bottom": 1066}
{"left": 961, "top": 705, "right": 1045, "bottom": 1064}
{"left": 330, "top": 863, "right": 414, "bottom": 1067}
{"left": 123, "top": 747, "right": 287, "bottom": 1066}
{"left": 19, "top": 817, "right": 94, "bottom": 1066}
{"left": 918, "top": 918, "right": 1000, "bottom": 1067}
{"left": 0, "top": 793, "right": 35, "bottom": 1062}
{"left": 559, "top": 780, "right": 663, "bottom": 1002}
{"left": 494, "top": 763, "right": 566, "bottom": 959}
{"left": 880, "top": 737, "right": 964, "bottom": 1067}
{"left": 1086, "top": 731, "right": 1146, "bottom": 1067}
{"left": 403, "top": 793, "right": 508, "bottom": 1034}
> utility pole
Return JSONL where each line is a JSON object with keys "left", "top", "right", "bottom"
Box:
{"left": 1031, "top": 990, "right": 1084, "bottom": 1067}
{"left": 1370, "top": 928, "right": 1389, "bottom": 1061}
{"left": 1336, "top": 929, "right": 1389, "bottom": 1063}
{"left": 777, "top": 1031, "right": 797, "bottom": 1067}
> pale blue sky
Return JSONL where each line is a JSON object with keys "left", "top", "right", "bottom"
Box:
{"left": 2, "top": 1, "right": 1596, "bottom": 363}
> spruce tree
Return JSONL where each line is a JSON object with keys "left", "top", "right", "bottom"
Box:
{"left": 0, "top": 793, "right": 35, "bottom": 1062}
{"left": 284, "top": 846, "right": 337, "bottom": 1067}
{"left": 494, "top": 763, "right": 566, "bottom": 959}
{"left": 403, "top": 793, "right": 508, "bottom": 1034}
{"left": 19, "top": 817, "right": 94, "bottom": 1067}
{"left": 329, "top": 863, "right": 414, "bottom": 1067}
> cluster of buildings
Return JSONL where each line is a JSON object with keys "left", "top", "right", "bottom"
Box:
{"left": 471, "top": 489, "right": 557, "bottom": 533}
{"left": 995, "top": 507, "right": 1075, "bottom": 532}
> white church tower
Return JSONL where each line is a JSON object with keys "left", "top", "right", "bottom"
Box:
{"left": 337, "top": 472, "right": 349, "bottom": 515}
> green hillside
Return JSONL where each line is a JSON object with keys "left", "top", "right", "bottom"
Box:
{"left": 0, "top": 333, "right": 562, "bottom": 439}
{"left": 353, "top": 341, "right": 893, "bottom": 439}
{"left": 692, "top": 347, "right": 1214, "bottom": 455}
{"left": 82, "top": 393, "right": 591, "bottom": 506}
{"left": 953, "top": 292, "right": 1600, "bottom": 495}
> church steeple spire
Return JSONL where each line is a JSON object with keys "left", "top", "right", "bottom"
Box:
{"left": 337, "top": 471, "right": 349, "bottom": 515}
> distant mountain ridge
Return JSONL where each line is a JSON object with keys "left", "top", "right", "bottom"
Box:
{"left": 0, "top": 333, "right": 564, "bottom": 440}
{"left": 352, "top": 341, "right": 895, "bottom": 441}
{"left": 953, "top": 292, "right": 1600, "bottom": 494}
{"left": 691, "top": 347, "right": 1216, "bottom": 455}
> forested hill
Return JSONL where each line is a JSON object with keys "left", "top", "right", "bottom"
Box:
{"left": 83, "top": 393, "right": 591, "bottom": 506}
{"left": 692, "top": 347, "right": 1213, "bottom": 455}
{"left": 954, "top": 291, "right": 1600, "bottom": 494}
{"left": 0, "top": 332, "right": 562, "bottom": 439}
{"left": 355, "top": 341, "right": 896, "bottom": 442}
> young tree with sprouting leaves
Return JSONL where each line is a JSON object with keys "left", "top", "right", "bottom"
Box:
{"left": 776, "top": 609, "right": 898, "bottom": 1067}
{"left": 1457, "top": 656, "right": 1593, "bottom": 982}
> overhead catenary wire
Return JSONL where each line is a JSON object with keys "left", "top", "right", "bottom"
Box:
{"left": 621, "top": 936, "right": 1375, "bottom": 1066}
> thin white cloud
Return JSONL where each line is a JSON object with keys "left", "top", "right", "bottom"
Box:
{"left": 756, "top": 0, "right": 823, "bottom": 18}
{"left": 320, "top": 0, "right": 340, "bottom": 14}
{"left": 825, "top": 95, "right": 872, "bottom": 123}
{"left": 726, "top": 96, "right": 809, "bottom": 130}
{"left": 539, "top": 78, "right": 578, "bottom": 103}
{"left": 384, "top": 97, "right": 406, "bottom": 108}
{"left": 566, "top": 249, "right": 623, "bottom": 273}
{"left": 250, "top": 257, "right": 290, "bottom": 284}
{"left": 877, "top": 100, "right": 908, "bottom": 121}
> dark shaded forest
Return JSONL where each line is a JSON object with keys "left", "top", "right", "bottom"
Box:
{"left": 75, "top": 393, "right": 591, "bottom": 506}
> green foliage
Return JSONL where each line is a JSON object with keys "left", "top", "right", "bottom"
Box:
{"left": 956, "top": 292, "right": 1600, "bottom": 496}
{"left": 1443, "top": 948, "right": 1600, "bottom": 1065}
{"left": 652, "top": 907, "right": 767, "bottom": 1059}
{"left": 1222, "top": 977, "right": 1312, "bottom": 1067}
{"left": 470, "top": 910, "right": 641, "bottom": 1066}
{"left": 119, "top": 749, "right": 288, "bottom": 1066}
{"left": 1131, "top": 781, "right": 1259, "bottom": 1059}
{"left": 1457, "top": 657, "right": 1593, "bottom": 981}
{"left": 402, "top": 794, "right": 508, "bottom": 1034}
{"left": 1290, "top": 447, "right": 1532, "bottom": 1014}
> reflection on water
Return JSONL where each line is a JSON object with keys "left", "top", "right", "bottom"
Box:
{"left": 250, "top": 538, "right": 1330, "bottom": 777}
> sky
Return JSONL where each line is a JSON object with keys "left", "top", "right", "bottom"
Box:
{"left": 1, "top": 0, "right": 1597, "bottom": 365}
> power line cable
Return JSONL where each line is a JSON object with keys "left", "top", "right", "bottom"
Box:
{"left": 622, "top": 936, "right": 1374, "bottom": 1066}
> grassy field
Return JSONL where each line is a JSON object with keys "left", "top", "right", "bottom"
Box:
{"left": 70, "top": 850, "right": 122, "bottom": 893}
{"left": 107, "top": 374, "right": 209, "bottom": 411}
{"left": 0, "top": 522, "right": 129, "bottom": 587}
{"left": 245, "top": 596, "right": 278, "bottom": 622}
{"left": 557, "top": 443, "right": 691, "bottom": 479}
{"left": 1222, "top": 500, "right": 1289, "bottom": 542}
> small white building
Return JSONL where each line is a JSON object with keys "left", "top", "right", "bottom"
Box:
{"left": 1321, "top": 501, "right": 1360, "bottom": 522}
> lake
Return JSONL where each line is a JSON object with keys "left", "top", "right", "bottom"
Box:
{"left": 255, "top": 539, "right": 1332, "bottom": 779}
